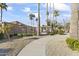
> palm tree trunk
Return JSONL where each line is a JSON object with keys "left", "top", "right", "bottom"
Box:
{"left": 31, "top": 20, "right": 33, "bottom": 35}
{"left": 50, "top": 3, "right": 52, "bottom": 32}
{"left": 46, "top": 3, "right": 49, "bottom": 33}
{"left": 1, "top": 8, "right": 11, "bottom": 41}
{"left": 37, "top": 3, "right": 40, "bottom": 36}
{"left": 0, "top": 8, "right": 3, "bottom": 33}
{"left": 1, "top": 8, "right": 2, "bottom": 23}
{"left": 6, "top": 31, "right": 10, "bottom": 41}
{"left": 33, "top": 20, "right": 34, "bottom": 36}
{"left": 52, "top": 3, "right": 54, "bottom": 31}
{"left": 70, "top": 3, "right": 79, "bottom": 39}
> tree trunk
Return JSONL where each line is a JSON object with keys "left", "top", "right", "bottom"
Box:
{"left": 50, "top": 3, "right": 52, "bottom": 32}
{"left": 6, "top": 30, "right": 10, "bottom": 41}
{"left": 31, "top": 20, "right": 33, "bottom": 36}
{"left": 0, "top": 8, "right": 2, "bottom": 32}
{"left": 70, "top": 3, "right": 79, "bottom": 39}
{"left": 1, "top": 8, "right": 2, "bottom": 23}
{"left": 37, "top": 3, "right": 40, "bottom": 36}
{"left": 33, "top": 20, "right": 35, "bottom": 36}
{"left": 46, "top": 3, "right": 49, "bottom": 33}
{"left": 52, "top": 3, "right": 54, "bottom": 32}
{"left": 1, "top": 8, "right": 11, "bottom": 41}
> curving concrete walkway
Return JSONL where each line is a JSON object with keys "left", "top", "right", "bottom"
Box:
{"left": 18, "top": 35, "right": 68, "bottom": 56}
{"left": 18, "top": 35, "right": 52, "bottom": 56}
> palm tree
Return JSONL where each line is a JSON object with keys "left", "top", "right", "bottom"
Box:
{"left": 53, "top": 10, "right": 59, "bottom": 21}
{"left": 0, "top": 3, "right": 7, "bottom": 33}
{"left": 0, "top": 3, "right": 11, "bottom": 40}
{"left": 0, "top": 3, "right": 7, "bottom": 23}
{"left": 70, "top": 3, "right": 79, "bottom": 39}
{"left": 29, "top": 13, "right": 35, "bottom": 36}
{"left": 50, "top": 3, "right": 52, "bottom": 32}
{"left": 37, "top": 3, "right": 40, "bottom": 36}
{"left": 46, "top": 3, "right": 49, "bottom": 33}
{"left": 53, "top": 10, "right": 60, "bottom": 30}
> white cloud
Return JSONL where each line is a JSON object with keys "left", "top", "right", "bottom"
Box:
{"left": 62, "top": 14, "right": 71, "bottom": 17}
{"left": 43, "top": 3, "right": 70, "bottom": 11}
{"left": 22, "top": 7, "right": 31, "bottom": 13}
{"left": 7, "top": 6, "right": 13, "bottom": 11}
{"left": 54, "top": 3, "right": 70, "bottom": 11}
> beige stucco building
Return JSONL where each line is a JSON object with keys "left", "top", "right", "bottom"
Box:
{"left": 0, "top": 21, "right": 36, "bottom": 36}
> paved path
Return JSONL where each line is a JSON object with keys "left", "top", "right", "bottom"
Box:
{"left": 18, "top": 35, "right": 68, "bottom": 56}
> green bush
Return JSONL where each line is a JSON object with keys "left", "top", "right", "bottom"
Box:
{"left": 26, "top": 33, "right": 33, "bottom": 36}
{"left": 22, "top": 33, "right": 27, "bottom": 36}
{"left": 74, "top": 40, "right": 79, "bottom": 50}
{"left": 0, "top": 32, "right": 4, "bottom": 39}
{"left": 17, "top": 33, "right": 34, "bottom": 37}
{"left": 54, "top": 29, "right": 58, "bottom": 34}
{"left": 33, "top": 32, "right": 37, "bottom": 35}
{"left": 10, "top": 34, "right": 13, "bottom": 38}
{"left": 48, "top": 32, "right": 55, "bottom": 35}
{"left": 66, "top": 37, "right": 79, "bottom": 51}
{"left": 48, "top": 29, "right": 58, "bottom": 35}
{"left": 14, "top": 33, "right": 17, "bottom": 36}
{"left": 17, "top": 33, "right": 23, "bottom": 37}
{"left": 58, "top": 29, "right": 64, "bottom": 35}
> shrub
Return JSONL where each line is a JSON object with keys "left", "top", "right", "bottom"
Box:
{"left": 33, "top": 32, "right": 37, "bottom": 35}
{"left": 14, "top": 33, "right": 17, "bottom": 36}
{"left": 48, "top": 29, "right": 58, "bottom": 35}
{"left": 48, "top": 32, "right": 55, "bottom": 35}
{"left": 10, "top": 34, "right": 13, "bottom": 38}
{"left": 22, "top": 33, "right": 27, "bottom": 36}
{"left": 74, "top": 40, "right": 79, "bottom": 50}
{"left": 0, "top": 32, "right": 4, "bottom": 39}
{"left": 66, "top": 37, "right": 76, "bottom": 49}
{"left": 17, "top": 33, "right": 34, "bottom": 37}
{"left": 17, "top": 33, "right": 23, "bottom": 37}
{"left": 26, "top": 33, "right": 33, "bottom": 36}
{"left": 66, "top": 37, "right": 79, "bottom": 51}
{"left": 58, "top": 29, "right": 64, "bottom": 35}
{"left": 54, "top": 29, "right": 58, "bottom": 34}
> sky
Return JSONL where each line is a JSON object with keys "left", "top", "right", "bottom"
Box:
{"left": 1, "top": 3, "right": 71, "bottom": 27}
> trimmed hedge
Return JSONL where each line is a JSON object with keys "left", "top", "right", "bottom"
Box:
{"left": 66, "top": 37, "right": 79, "bottom": 51}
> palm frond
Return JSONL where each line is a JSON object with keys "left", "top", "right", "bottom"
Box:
{"left": 0, "top": 3, "right": 8, "bottom": 11}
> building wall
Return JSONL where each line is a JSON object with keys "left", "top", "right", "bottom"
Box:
{"left": 3, "top": 21, "right": 36, "bottom": 35}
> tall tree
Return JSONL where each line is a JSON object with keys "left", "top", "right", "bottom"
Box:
{"left": 50, "top": 3, "right": 52, "bottom": 32}
{"left": 46, "top": 3, "right": 49, "bottom": 33}
{"left": 0, "top": 3, "right": 7, "bottom": 33}
{"left": 0, "top": 3, "right": 11, "bottom": 40}
{"left": 53, "top": 10, "right": 60, "bottom": 30}
{"left": 0, "top": 3, "right": 7, "bottom": 23}
{"left": 29, "top": 13, "right": 35, "bottom": 36}
{"left": 53, "top": 10, "right": 59, "bottom": 21}
{"left": 37, "top": 3, "right": 40, "bottom": 36}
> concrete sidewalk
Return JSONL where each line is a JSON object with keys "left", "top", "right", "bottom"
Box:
{"left": 18, "top": 35, "right": 67, "bottom": 56}
{"left": 18, "top": 35, "right": 51, "bottom": 56}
